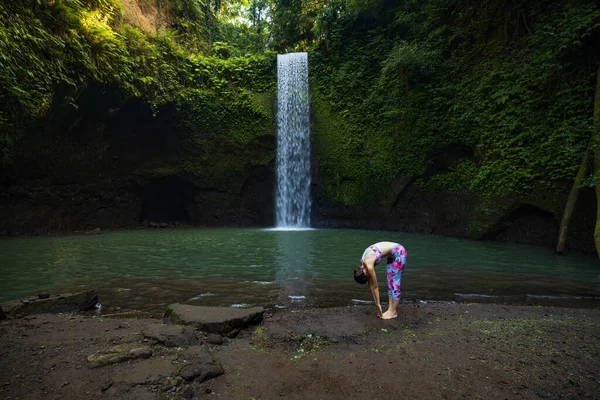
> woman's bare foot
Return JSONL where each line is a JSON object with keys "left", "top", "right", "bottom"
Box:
{"left": 381, "top": 310, "right": 397, "bottom": 319}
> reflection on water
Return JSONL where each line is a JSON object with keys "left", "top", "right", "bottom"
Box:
{"left": 274, "top": 229, "right": 316, "bottom": 307}
{"left": 0, "top": 228, "right": 598, "bottom": 313}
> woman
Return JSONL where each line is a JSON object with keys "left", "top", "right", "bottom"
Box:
{"left": 354, "top": 241, "right": 407, "bottom": 319}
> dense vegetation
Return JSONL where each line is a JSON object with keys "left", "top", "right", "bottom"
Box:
{"left": 275, "top": 0, "right": 600, "bottom": 251}
{"left": 0, "top": 0, "right": 275, "bottom": 171}
{"left": 1, "top": 0, "right": 599, "bottom": 253}
{"left": 305, "top": 1, "right": 600, "bottom": 235}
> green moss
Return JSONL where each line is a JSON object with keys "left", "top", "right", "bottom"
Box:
{"left": 250, "top": 326, "right": 269, "bottom": 352}
{"left": 310, "top": 1, "right": 599, "bottom": 230}
{"left": 470, "top": 316, "right": 598, "bottom": 358}
{"left": 391, "top": 327, "right": 420, "bottom": 352}
{"left": 289, "top": 333, "right": 331, "bottom": 360}
{"left": 420, "top": 159, "right": 478, "bottom": 195}
{"left": 312, "top": 91, "right": 401, "bottom": 206}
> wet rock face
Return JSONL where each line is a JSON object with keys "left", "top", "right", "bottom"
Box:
{"left": 480, "top": 203, "right": 559, "bottom": 246}
{"left": 164, "top": 304, "right": 265, "bottom": 337}
{"left": 238, "top": 163, "right": 275, "bottom": 226}
{"left": 0, "top": 290, "right": 98, "bottom": 317}
{"left": 140, "top": 176, "right": 195, "bottom": 224}
{"left": 313, "top": 183, "right": 596, "bottom": 253}
{"left": 0, "top": 84, "right": 277, "bottom": 236}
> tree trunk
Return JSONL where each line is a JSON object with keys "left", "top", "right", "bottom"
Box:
{"left": 556, "top": 136, "right": 591, "bottom": 254}
{"left": 594, "top": 63, "right": 600, "bottom": 257}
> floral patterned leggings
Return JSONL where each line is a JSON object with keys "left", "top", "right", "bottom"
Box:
{"left": 386, "top": 244, "right": 407, "bottom": 300}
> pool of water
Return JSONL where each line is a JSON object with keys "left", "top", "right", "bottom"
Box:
{"left": 1, "top": 228, "right": 599, "bottom": 312}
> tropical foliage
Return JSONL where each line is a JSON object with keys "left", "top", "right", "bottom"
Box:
{"left": 0, "top": 0, "right": 275, "bottom": 167}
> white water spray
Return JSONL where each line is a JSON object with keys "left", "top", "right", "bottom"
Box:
{"left": 276, "top": 52, "right": 311, "bottom": 228}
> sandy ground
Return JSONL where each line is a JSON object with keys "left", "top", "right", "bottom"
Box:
{"left": 1, "top": 302, "right": 599, "bottom": 400}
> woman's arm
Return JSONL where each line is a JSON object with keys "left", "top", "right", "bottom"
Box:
{"left": 365, "top": 262, "right": 382, "bottom": 318}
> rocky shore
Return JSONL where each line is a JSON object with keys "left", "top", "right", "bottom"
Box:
{"left": 0, "top": 301, "right": 599, "bottom": 400}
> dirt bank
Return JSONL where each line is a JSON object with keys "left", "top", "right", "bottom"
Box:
{"left": 1, "top": 302, "right": 599, "bottom": 400}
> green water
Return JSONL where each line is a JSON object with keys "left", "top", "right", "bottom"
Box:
{"left": 1, "top": 228, "right": 599, "bottom": 312}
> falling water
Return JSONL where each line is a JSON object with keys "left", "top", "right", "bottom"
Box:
{"left": 276, "top": 52, "right": 311, "bottom": 228}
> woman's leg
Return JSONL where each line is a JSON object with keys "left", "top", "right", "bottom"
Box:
{"left": 382, "top": 267, "right": 401, "bottom": 319}
{"left": 382, "top": 295, "right": 400, "bottom": 319}
{"left": 382, "top": 245, "right": 406, "bottom": 319}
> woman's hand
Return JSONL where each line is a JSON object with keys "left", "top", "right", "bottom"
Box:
{"left": 377, "top": 303, "right": 383, "bottom": 318}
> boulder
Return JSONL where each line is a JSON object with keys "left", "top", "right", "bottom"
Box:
{"left": 178, "top": 346, "right": 224, "bottom": 382}
{"left": 141, "top": 324, "right": 200, "bottom": 347}
{"left": 87, "top": 343, "right": 153, "bottom": 368}
{"left": 0, "top": 306, "right": 5, "bottom": 320}
{"left": 1, "top": 290, "right": 98, "bottom": 317}
{"left": 164, "top": 304, "right": 264, "bottom": 337}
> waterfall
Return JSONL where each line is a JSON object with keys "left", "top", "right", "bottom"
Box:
{"left": 276, "top": 52, "right": 311, "bottom": 228}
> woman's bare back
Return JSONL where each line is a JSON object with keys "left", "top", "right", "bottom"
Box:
{"left": 372, "top": 241, "right": 397, "bottom": 256}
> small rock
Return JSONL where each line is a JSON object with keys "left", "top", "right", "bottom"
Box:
{"left": 130, "top": 347, "right": 153, "bottom": 358}
{"left": 87, "top": 344, "right": 153, "bottom": 367}
{"left": 205, "top": 334, "right": 224, "bottom": 345}
{"left": 179, "top": 384, "right": 195, "bottom": 399}
{"left": 38, "top": 292, "right": 50, "bottom": 299}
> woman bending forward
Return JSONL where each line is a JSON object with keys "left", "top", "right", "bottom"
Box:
{"left": 354, "top": 241, "right": 407, "bottom": 319}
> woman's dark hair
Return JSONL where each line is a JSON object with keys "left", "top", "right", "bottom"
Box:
{"left": 354, "top": 266, "right": 368, "bottom": 284}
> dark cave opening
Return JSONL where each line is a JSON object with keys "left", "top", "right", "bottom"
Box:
{"left": 481, "top": 203, "right": 558, "bottom": 246}
{"left": 140, "top": 177, "right": 195, "bottom": 224}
